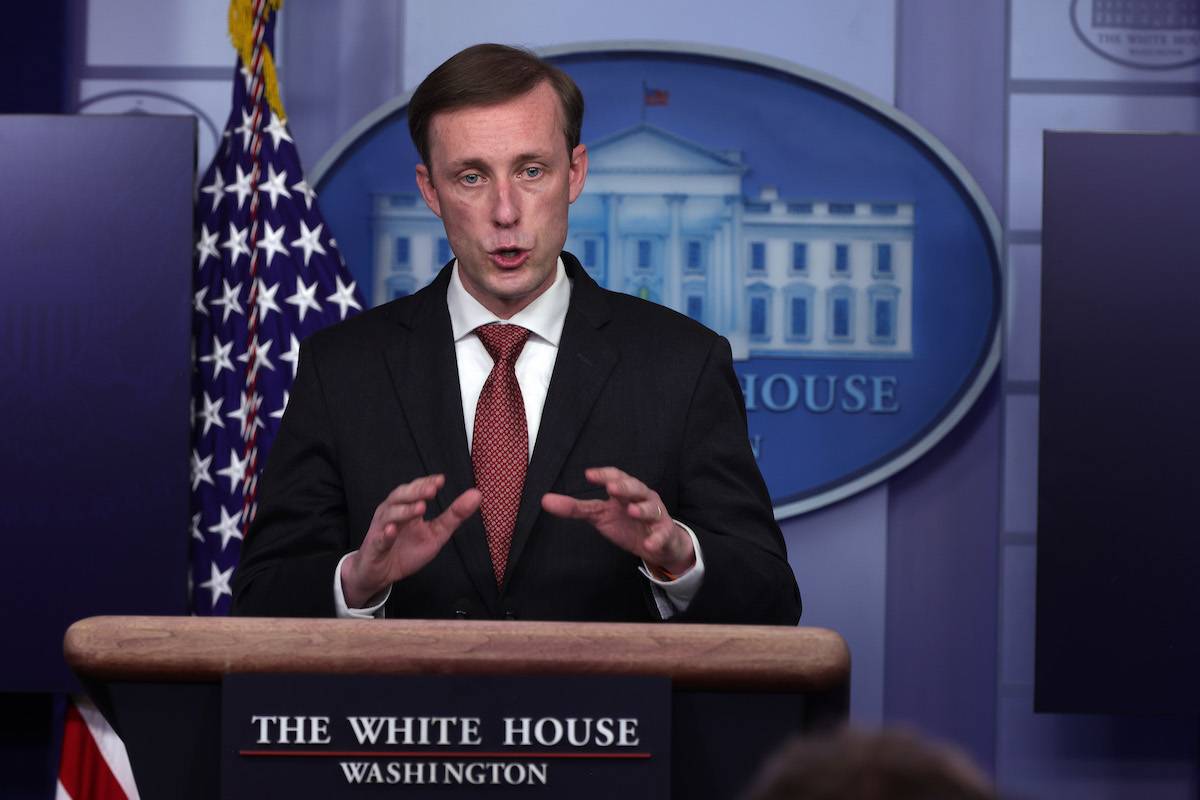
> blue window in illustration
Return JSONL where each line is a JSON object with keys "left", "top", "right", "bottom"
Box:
{"left": 827, "top": 286, "right": 854, "bottom": 343}
{"left": 686, "top": 240, "right": 702, "bottom": 270}
{"left": 748, "top": 284, "right": 773, "bottom": 342}
{"left": 792, "top": 242, "right": 808, "bottom": 272}
{"left": 871, "top": 203, "right": 898, "bottom": 215}
{"left": 834, "top": 244, "right": 850, "bottom": 275}
{"left": 784, "top": 283, "right": 815, "bottom": 343}
{"left": 637, "top": 239, "right": 652, "bottom": 269}
{"left": 787, "top": 202, "right": 814, "bottom": 214}
{"left": 686, "top": 295, "right": 704, "bottom": 322}
{"left": 875, "top": 243, "right": 893, "bottom": 277}
{"left": 869, "top": 286, "right": 900, "bottom": 346}
{"left": 437, "top": 237, "right": 451, "bottom": 265}
{"left": 750, "top": 297, "right": 768, "bottom": 338}
{"left": 829, "top": 202, "right": 856, "bottom": 215}
{"left": 750, "top": 241, "right": 766, "bottom": 272}
{"left": 395, "top": 236, "right": 410, "bottom": 268}
{"left": 583, "top": 238, "right": 597, "bottom": 267}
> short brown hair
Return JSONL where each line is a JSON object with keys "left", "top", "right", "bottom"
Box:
{"left": 407, "top": 43, "right": 584, "bottom": 168}
{"left": 742, "top": 727, "right": 998, "bottom": 800}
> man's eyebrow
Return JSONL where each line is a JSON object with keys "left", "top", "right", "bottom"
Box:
{"left": 446, "top": 157, "right": 489, "bottom": 172}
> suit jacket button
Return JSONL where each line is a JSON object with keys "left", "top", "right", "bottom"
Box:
{"left": 503, "top": 609, "right": 517, "bottom": 620}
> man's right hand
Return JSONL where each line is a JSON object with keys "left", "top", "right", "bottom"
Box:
{"left": 339, "top": 475, "right": 482, "bottom": 608}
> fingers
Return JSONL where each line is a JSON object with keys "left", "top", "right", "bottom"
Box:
{"left": 384, "top": 474, "right": 445, "bottom": 505}
{"left": 585, "top": 467, "right": 652, "bottom": 503}
{"left": 430, "top": 488, "right": 483, "bottom": 536}
{"left": 542, "top": 493, "right": 606, "bottom": 520}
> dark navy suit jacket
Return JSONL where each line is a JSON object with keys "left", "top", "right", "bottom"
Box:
{"left": 231, "top": 252, "right": 800, "bottom": 624}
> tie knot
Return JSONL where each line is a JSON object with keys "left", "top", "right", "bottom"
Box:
{"left": 475, "top": 323, "right": 530, "bottom": 364}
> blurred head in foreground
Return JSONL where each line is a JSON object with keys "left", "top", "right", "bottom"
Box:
{"left": 742, "top": 727, "right": 998, "bottom": 800}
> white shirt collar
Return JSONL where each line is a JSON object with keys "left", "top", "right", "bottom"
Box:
{"left": 446, "top": 257, "right": 570, "bottom": 346}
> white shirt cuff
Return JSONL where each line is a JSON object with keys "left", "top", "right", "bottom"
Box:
{"left": 638, "top": 520, "right": 705, "bottom": 619}
{"left": 333, "top": 552, "right": 390, "bottom": 618}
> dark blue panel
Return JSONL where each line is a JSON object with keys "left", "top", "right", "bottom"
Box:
{"left": 1037, "top": 132, "right": 1200, "bottom": 714}
{"left": 0, "top": 115, "right": 195, "bottom": 691}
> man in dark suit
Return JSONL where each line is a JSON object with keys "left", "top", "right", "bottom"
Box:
{"left": 231, "top": 43, "right": 800, "bottom": 625}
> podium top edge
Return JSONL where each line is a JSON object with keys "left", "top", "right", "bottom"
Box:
{"left": 64, "top": 615, "right": 849, "bottom": 693}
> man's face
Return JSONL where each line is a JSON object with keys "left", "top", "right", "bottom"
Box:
{"left": 415, "top": 81, "right": 588, "bottom": 318}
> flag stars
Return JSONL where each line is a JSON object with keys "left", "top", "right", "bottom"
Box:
{"left": 258, "top": 164, "right": 291, "bottom": 209}
{"left": 196, "top": 224, "right": 220, "bottom": 268}
{"left": 190, "top": 450, "right": 215, "bottom": 490}
{"left": 234, "top": 107, "right": 257, "bottom": 152}
{"left": 263, "top": 111, "right": 293, "bottom": 150}
{"left": 225, "top": 164, "right": 255, "bottom": 210}
{"left": 286, "top": 277, "right": 322, "bottom": 322}
{"left": 199, "top": 335, "right": 235, "bottom": 378}
{"left": 207, "top": 506, "right": 245, "bottom": 551}
{"left": 327, "top": 276, "right": 363, "bottom": 319}
{"left": 217, "top": 448, "right": 250, "bottom": 494}
{"left": 227, "top": 391, "right": 265, "bottom": 438}
{"left": 199, "top": 562, "right": 233, "bottom": 609}
{"left": 199, "top": 170, "right": 226, "bottom": 214}
{"left": 190, "top": 512, "right": 205, "bottom": 543}
{"left": 291, "top": 178, "right": 317, "bottom": 210}
{"left": 194, "top": 391, "right": 226, "bottom": 436}
{"left": 221, "top": 222, "right": 251, "bottom": 264}
{"left": 193, "top": 286, "right": 210, "bottom": 315}
{"left": 255, "top": 221, "right": 289, "bottom": 267}
{"left": 211, "top": 279, "right": 245, "bottom": 323}
{"left": 237, "top": 336, "right": 276, "bottom": 378}
{"left": 291, "top": 220, "right": 326, "bottom": 267}
{"left": 255, "top": 279, "right": 282, "bottom": 321}
{"left": 270, "top": 391, "right": 290, "bottom": 420}
{"left": 280, "top": 333, "right": 301, "bottom": 379}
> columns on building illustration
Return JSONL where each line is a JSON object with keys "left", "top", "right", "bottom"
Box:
{"left": 665, "top": 193, "right": 685, "bottom": 311}
{"left": 604, "top": 193, "right": 622, "bottom": 291}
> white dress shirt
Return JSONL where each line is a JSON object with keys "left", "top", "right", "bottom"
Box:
{"left": 335, "top": 259, "right": 703, "bottom": 618}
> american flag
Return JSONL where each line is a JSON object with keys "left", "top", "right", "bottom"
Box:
{"left": 642, "top": 83, "right": 669, "bottom": 107}
{"left": 189, "top": 0, "right": 362, "bottom": 615}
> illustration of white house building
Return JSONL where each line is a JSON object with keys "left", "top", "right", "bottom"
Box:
{"left": 371, "top": 123, "right": 914, "bottom": 361}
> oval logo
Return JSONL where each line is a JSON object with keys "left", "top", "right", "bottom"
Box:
{"left": 1070, "top": 0, "right": 1200, "bottom": 70}
{"left": 312, "top": 43, "right": 1001, "bottom": 519}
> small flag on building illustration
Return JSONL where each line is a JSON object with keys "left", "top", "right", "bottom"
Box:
{"left": 643, "top": 82, "right": 670, "bottom": 107}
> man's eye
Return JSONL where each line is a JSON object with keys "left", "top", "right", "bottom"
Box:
{"left": 523, "top": 167, "right": 542, "bottom": 178}
{"left": 461, "top": 173, "right": 481, "bottom": 185}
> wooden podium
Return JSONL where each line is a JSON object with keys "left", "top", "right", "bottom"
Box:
{"left": 65, "top": 616, "right": 849, "bottom": 799}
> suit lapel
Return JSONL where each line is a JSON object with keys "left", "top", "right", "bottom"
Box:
{"left": 383, "top": 265, "right": 499, "bottom": 611}
{"left": 502, "top": 256, "right": 618, "bottom": 588}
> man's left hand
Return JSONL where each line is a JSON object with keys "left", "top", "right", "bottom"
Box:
{"left": 542, "top": 467, "right": 696, "bottom": 577}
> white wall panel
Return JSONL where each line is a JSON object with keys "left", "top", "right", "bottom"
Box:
{"left": 999, "top": 544, "right": 1035, "bottom": 687}
{"left": 1002, "top": 394, "right": 1039, "bottom": 533}
{"left": 403, "top": 0, "right": 896, "bottom": 103}
{"left": 86, "top": 0, "right": 230, "bottom": 67}
{"left": 783, "top": 485, "right": 888, "bottom": 724}
{"left": 1005, "top": 244, "right": 1041, "bottom": 383}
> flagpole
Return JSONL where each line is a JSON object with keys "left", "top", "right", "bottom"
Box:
{"left": 239, "top": 0, "right": 269, "bottom": 537}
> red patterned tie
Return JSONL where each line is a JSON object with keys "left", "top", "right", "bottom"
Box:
{"left": 471, "top": 323, "right": 531, "bottom": 584}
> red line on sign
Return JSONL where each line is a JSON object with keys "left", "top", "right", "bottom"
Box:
{"left": 238, "top": 750, "right": 652, "bottom": 760}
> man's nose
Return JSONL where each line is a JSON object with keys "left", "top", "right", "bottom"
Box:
{"left": 491, "top": 179, "right": 519, "bottom": 227}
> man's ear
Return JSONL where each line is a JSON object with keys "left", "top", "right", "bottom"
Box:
{"left": 567, "top": 144, "right": 588, "bottom": 204}
{"left": 415, "top": 163, "right": 443, "bottom": 218}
